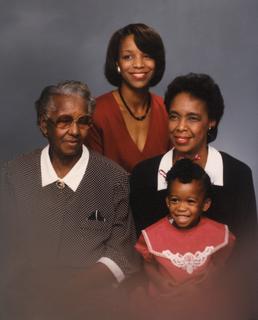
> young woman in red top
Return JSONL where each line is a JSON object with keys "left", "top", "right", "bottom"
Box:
{"left": 85, "top": 23, "right": 170, "bottom": 172}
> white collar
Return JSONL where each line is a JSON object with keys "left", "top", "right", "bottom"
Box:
{"left": 41, "top": 145, "right": 89, "bottom": 192}
{"left": 157, "top": 145, "right": 223, "bottom": 191}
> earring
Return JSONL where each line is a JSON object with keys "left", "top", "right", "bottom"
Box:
{"left": 208, "top": 127, "right": 213, "bottom": 138}
{"left": 117, "top": 65, "right": 121, "bottom": 73}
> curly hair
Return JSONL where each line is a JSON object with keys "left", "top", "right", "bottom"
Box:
{"left": 105, "top": 23, "right": 165, "bottom": 87}
{"left": 164, "top": 73, "right": 224, "bottom": 143}
{"left": 166, "top": 158, "right": 212, "bottom": 199}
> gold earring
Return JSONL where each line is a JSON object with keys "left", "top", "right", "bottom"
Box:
{"left": 117, "top": 65, "right": 121, "bottom": 73}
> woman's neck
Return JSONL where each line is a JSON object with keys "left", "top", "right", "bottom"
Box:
{"left": 119, "top": 83, "right": 150, "bottom": 112}
{"left": 49, "top": 149, "right": 82, "bottom": 178}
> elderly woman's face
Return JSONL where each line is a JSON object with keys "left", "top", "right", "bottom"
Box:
{"left": 168, "top": 92, "right": 215, "bottom": 157}
{"left": 40, "top": 94, "right": 91, "bottom": 161}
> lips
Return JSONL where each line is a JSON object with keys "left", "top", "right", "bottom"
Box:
{"left": 65, "top": 140, "right": 80, "bottom": 145}
{"left": 174, "top": 214, "right": 191, "bottom": 225}
{"left": 130, "top": 72, "right": 148, "bottom": 80}
{"left": 174, "top": 136, "right": 191, "bottom": 144}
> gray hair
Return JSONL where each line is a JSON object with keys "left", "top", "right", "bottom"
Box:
{"left": 35, "top": 80, "right": 96, "bottom": 124}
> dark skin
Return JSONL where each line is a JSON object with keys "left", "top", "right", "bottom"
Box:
{"left": 39, "top": 94, "right": 118, "bottom": 286}
{"left": 114, "top": 34, "right": 156, "bottom": 152}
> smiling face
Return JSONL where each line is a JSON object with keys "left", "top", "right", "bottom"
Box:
{"left": 168, "top": 92, "right": 216, "bottom": 158}
{"left": 117, "top": 34, "right": 155, "bottom": 90}
{"left": 40, "top": 94, "right": 90, "bottom": 163}
{"left": 166, "top": 178, "right": 211, "bottom": 229}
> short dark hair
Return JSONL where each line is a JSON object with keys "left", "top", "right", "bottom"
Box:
{"left": 164, "top": 73, "right": 224, "bottom": 142}
{"left": 105, "top": 23, "right": 165, "bottom": 87}
{"left": 35, "top": 80, "right": 95, "bottom": 125}
{"left": 166, "top": 158, "right": 212, "bottom": 199}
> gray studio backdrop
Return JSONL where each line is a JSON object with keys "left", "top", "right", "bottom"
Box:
{"left": 1, "top": 0, "right": 258, "bottom": 197}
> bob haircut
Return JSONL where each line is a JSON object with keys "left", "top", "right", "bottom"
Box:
{"left": 105, "top": 23, "right": 165, "bottom": 87}
{"left": 166, "top": 158, "right": 212, "bottom": 199}
{"left": 35, "top": 80, "right": 96, "bottom": 125}
{"left": 164, "top": 73, "right": 225, "bottom": 143}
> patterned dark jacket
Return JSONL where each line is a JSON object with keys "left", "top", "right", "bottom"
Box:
{"left": 0, "top": 149, "right": 138, "bottom": 318}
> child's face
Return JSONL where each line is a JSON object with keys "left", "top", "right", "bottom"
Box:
{"left": 166, "top": 178, "right": 211, "bottom": 229}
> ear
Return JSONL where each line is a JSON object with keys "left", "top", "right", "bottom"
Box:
{"left": 39, "top": 117, "right": 48, "bottom": 138}
{"left": 202, "top": 198, "right": 211, "bottom": 212}
{"left": 165, "top": 196, "right": 170, "bottom": 209}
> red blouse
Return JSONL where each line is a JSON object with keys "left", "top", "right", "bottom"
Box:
{"left": 135, "top": 217, "right": 235, "bottom": 288}
{"left": 85, "top": 91, "right": 170, "bottom": 173}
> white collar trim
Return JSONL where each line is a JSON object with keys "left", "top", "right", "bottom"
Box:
{"left": 41, "top": 145, "right": 89, "bottom": 191}
{"left": 157, "top": 146, "right": 223, "bottom": 191}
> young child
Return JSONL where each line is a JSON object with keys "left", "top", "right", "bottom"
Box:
{"left": 135, "top": 158, "right": 235, "bottom": 295}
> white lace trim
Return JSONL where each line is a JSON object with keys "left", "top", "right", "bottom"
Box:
{"left": 142, "top": 224, "right": 229, "bottom": 274}
{"left": 161, "top": 246, "right": 214, "bottom": 274}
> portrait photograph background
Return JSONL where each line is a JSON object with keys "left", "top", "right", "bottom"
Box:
{"left": 0, "top": 0, "right": 257, "bottom": 197}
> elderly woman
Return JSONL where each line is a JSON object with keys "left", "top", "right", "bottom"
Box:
{"left": 85, "top": 23, "right": 170, "bottom": 172}
{"left": 130, "top": 73, "right": 257, "bottom": 247}
{"left": 0, "top": 80, "right": 138, "bottom": 319}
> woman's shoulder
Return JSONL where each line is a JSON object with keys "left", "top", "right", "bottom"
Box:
{"left": 130, "top": 154, "right": 164, "bottom": 189}
{"left": 219, "top": 151, "right": 253, "bottom": 174}
{"left": 93, "top": 91, "right": 118, "bottom": 121}
{"left": 96, "top": 91, "right": 114, "bottom": 104}
{"left": 1, "top": 149, "right": 41, "bottom": 180}
{"left": 150, "top": 93, "right": 163, "bottom": 104}
{"left": 131, "top": 154, "right": 164, "bottom": 177}
{"left": 150, "top": 93, "right": 167, "bottom": 111}
{"left": 88, "top": 150, "right": 128, "bottom": 180}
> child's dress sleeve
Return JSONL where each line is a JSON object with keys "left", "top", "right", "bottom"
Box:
{"left": 213, "top": 231, "right": 236, "bottom": 267}
{"left": 135, "top": 234, "right": 154, "bottom": 262}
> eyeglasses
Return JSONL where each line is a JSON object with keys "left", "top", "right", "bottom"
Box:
{"left": 46, "top": 114, "right": 92, "bottom": 129}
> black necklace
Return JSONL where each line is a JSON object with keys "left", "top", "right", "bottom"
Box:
{"left": 118, "top": 88, "right": 151, "bottom": 121}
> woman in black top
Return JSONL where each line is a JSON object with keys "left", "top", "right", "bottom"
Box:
{"left": 130, "top": 73, "right": 257, "bottom": 250}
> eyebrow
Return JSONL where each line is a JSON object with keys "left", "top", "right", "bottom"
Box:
{"left": 170, "top": 110, "right": 201, "bottom": 116}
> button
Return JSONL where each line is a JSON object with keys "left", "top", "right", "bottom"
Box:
{"left": 56, "top": 180, "right": 65, "bottom": 189}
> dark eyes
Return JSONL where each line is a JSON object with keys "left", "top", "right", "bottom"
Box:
{"left": 188, "top": 115, "right": 200, "bottom": 121}
{"left": 50, "top": 115, "right": 92, "bottom": 129}
{"left": 187, "top": 199, "right": 197, "bottom": 205}
{"left": 168, "top": 112, "right": 178, "bottom": 120}
{"left": 168, "top": 112, "right": 200, "bottom": 122}
{"left": 56, "top": 116, "right": 71, "bottom": 124}
{"left": 121, "top": 54, "right": 133, "bottom": 60}
{"left": 121, "top": 54, "right": 152, "bottom": 61}
{"left": 168, "top": 197, "right": 179, "bottom": 204}
{"left": 168, "top": 197, "right": 197, "bottom": 205}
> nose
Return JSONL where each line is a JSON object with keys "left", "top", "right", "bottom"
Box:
{"left": 133, "top": 55, "right": 144, "bottom": 68}
{"left": 68, "top": 120, "right": 79, "bottom": 136}
{"left": 176, "top": 118, "right": 187, "bottom": 131}
{"left": 177, "top": 201, "right": 187, "bottom": 212}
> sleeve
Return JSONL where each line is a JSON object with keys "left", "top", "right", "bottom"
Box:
{"left": 234, "top": 165, "right": 257, "bottom": 246}
{"left": 135, "top": 234, "right": 154, "bottom": 262}
{"left": 212, "top": 231, "right": 236, "bottom": 267}
{"left": 100, "top": 172, "right": 140, "bottom": 278}
{"left": 0, "top": 163, "right": 24, "bottom": 293}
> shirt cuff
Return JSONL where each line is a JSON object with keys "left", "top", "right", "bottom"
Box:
{"left": 98, "top": 257, "right": 125, "bottom": 283}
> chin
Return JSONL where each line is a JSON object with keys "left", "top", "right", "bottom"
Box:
{"left": 62, "top": 149, "right": 81, "bottom": 158}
